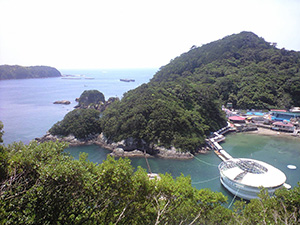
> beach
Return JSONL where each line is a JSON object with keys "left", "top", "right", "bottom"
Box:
{"left": 245, "top": 127, "right": 298, "bottom": 138}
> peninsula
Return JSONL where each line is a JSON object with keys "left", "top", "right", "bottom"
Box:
{"left": 0, "top": 65, "right": 61, "bottom": 80}
{"left": 45, "top": 31, "right": 300, "bottom": 157}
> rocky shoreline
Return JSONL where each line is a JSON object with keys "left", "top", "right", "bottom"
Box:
{"left": 35, "top": 133, "right": 196, "bottom": 159}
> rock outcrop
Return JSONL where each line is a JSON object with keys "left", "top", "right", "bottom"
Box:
{"left": 36, "top": 132, "right": 194, "bottom": 159}
{"left": 74, "top": 90, "right": 119, "bottom": 112}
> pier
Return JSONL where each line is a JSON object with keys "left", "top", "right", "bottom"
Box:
{"left": 206, "top": 123, "right": 235, "bottom": 161}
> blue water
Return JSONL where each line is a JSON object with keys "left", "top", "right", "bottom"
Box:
{"left": 65, "top": 133, "right": 300, "bottom": 204}
{"left": 0, "top": 68, "right": 157, "bottom": 144}
{"left": 1, "top": 68, "right": 300, "bottom": 204}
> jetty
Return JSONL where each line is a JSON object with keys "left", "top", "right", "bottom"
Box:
{"left": 206, "top": 123, "right": 235, "bottom": 162}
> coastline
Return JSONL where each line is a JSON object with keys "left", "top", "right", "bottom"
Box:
{"left": 36, "top": 133, "right": 194, "bottom": 160}
{"left": 244, "top": 127, "right": 300, "bottom": 139}
{"left": 36, "top": 126, "right": 299, "bottom": 160}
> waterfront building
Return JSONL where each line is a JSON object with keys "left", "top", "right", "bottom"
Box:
{"left": 228, "top": 116, "right": 246, "bottom": 123}
{"left": 270, "top": 111, "right": 300, "bottom": 122}
{"left": 272, "top": 121, "right": 294, "bottom": 132}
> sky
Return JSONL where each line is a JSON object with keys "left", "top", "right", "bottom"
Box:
{"left": 0, "top": 0, "right": 300, "bottom": 69}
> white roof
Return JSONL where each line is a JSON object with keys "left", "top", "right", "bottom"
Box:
{"left": 219, "top": 158, "right": 286, "bottom": 188}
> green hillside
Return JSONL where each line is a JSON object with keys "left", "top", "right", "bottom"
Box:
{"left": 100, "top": 31, "right": 300, "bottom": 152}
{"left": 152, "top": 31, "right": 300, "bottom": 109}
{"left": 0, "top": 65, "right": 61, "bottom": 80}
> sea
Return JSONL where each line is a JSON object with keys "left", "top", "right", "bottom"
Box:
{"left": 1, "top": 68, "right": 299, "bottom": 204}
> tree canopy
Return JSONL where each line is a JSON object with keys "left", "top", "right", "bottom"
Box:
{"left": 0, "top": 138, "right": 299, "bottom": 224}
{"left": 49, "top": 108, "right": 102, "bottom": 139}
{"left": 101, "top": 81, "right": 226, "bottom": 152}
{"left": 0, "top": 140, "right": 231, "bottom": 224}
{"left": 151, "top": 32, "right": 300, "bottom": 109}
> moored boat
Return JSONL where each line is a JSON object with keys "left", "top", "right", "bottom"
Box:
{"left": 120, "top": 79, "right": 135, "bottom": 82}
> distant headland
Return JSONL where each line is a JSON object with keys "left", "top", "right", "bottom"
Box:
{"left": 0, "top": 65, "right": 61, "bottom": 80}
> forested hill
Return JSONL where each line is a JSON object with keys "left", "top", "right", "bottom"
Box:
{"left": 100, "top": 31, "right": 300, "bottom": 153}
{"left": 152, "top": 31, "right": 300, "bottom": 109}
{"left": 0, "top": 65, "right": 61, "bottom": 80}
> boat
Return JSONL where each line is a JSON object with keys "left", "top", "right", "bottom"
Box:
{"left": 120, "top": 79, "right": 135, "bottom": 82}
{"left": 219, "top": 158, "right": 289, "bottom": 200}
{"left": 61, "top": 75, "right": 82, "bottom": 79}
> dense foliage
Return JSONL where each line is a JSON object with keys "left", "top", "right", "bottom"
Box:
{"left": 0, "top": 138, "right": 299, "bottom": 224}
{"left": 77, "top": 90, "right": 105, "bottom": 108}
{"left": 0, "top": 65, "right": 61, "bottom": 80}
{"left": 0, "top": 140, "right": 231, "bottom": 224}
{"left": 49, "top": 108, "right": 102, "bottom": 139}
{"left": 152, "top": 31, "right": 300, "bottom": 109}
{"left": 101, "top": 82, "right": 226, "bottom": 152}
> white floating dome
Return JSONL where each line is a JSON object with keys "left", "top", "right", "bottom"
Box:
{"left": 219, "top": 158, "right": 288, "bottom": 200}
{"left": 287, "top": 165, "right": 297, "bottom": 170}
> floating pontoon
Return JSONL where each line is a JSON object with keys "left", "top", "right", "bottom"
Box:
{"left": 219, "top": 158, "right": 288, "bottom": 200}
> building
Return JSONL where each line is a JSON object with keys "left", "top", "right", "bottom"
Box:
{"left": 272, "top": 121, "right": 294, "bottom": 132}
{"left": 228, "top": 116, "right": 246, "bottom": 123}
{"left": 270, "top": 111, "right": 300, "bottom": 122}
{"left": 219, "top": 158, "right": 288, "bottom": 200}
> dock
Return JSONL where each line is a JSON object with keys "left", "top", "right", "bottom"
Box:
{"left": 206, "top": 123, "right": 234, "bottom": 161}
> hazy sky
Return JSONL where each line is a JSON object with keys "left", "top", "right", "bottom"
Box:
{"left": 0, "top": 0, "right": 300, "bottom": 69}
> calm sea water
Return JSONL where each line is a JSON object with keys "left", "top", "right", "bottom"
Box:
{"left": 1, "top": 68, "right": 299, "bottom": 203}
{"left": 0, "top": 68, "right": 157, "bottom": 144}
{"left": 65, "top": 133, "right": 300, "bottom": 204}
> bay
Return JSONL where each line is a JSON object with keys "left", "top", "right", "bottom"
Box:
{"left": 0, "top": 68, "right": 157, "bottom": 144}
{"left": 1, "top": 68, "right": 299, "bottom": 204}
{"left": 65, "top": 132, "right": 300, "bottom": 204}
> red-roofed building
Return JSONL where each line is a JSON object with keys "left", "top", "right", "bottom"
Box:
{"left": 228, "top": 116, "right": 246, "bottom": 123}
{"left": 270, "top": 109, "right": 287, "bottom": 112}
{"left": 272, "top": 121, "right": 294, "bottom": 132}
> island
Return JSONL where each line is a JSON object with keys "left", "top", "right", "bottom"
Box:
{"left": 0, "top": 65, "right": 61, "bottom": 80}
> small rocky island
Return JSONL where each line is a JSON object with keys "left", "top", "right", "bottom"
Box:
{"left": 0, "top": 65, "right": 61, "bottom": 80}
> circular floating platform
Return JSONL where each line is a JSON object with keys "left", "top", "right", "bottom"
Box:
{"left": 287, "top": 165, "right": 297, "bottom": 170}
{"left": 219, "top": 158, "right": 287, "bottom": 200}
